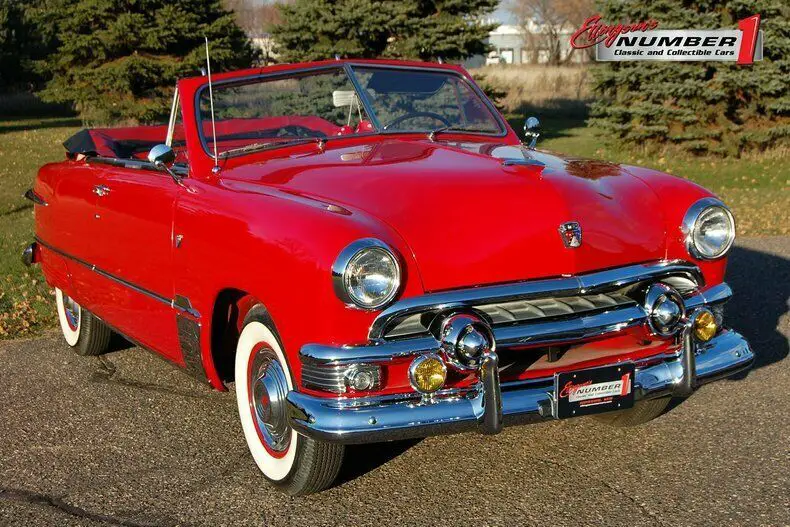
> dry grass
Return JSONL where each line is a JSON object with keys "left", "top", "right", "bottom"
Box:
{"left": 471, "top": 64, "right": 593, "bottom": 112}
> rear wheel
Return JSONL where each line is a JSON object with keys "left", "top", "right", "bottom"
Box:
{"left": 593, "top": 397, "right": 671, "bottom": 427}
{"left": 235, "top": 306, "right": 344, "bottom": 495}
{"left": 55, "top": 288, "right": 113, "bottom": 356}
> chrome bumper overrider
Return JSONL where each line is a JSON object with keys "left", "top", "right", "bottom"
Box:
{"left": 287, "top": 329, "right": 753, "bottom": 444}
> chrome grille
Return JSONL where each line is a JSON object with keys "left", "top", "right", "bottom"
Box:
{"left": 384, "top": 292, "right": 635, "bottom": 339}
{"left": 370, "top": 261, "right": 705, "bottom": 342}
{"left": 301, "top": 364, "right": 347, "bottom": 393}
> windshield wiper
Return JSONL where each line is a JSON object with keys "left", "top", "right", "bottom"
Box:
{"left": 427, "top": 126, "right": 492, "bottom": 142}
{"left": 218, "top": 137, "right": 327, "bottom": 158}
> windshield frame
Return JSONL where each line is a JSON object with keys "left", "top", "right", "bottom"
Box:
{"left": 194, "top": 63, "right": 508, "bottom": 160}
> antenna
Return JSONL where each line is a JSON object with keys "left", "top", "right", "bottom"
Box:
{"left": 205, "top": 37, "right": 219, "bottom": 173}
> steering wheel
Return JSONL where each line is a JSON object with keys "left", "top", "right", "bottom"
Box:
{"left": 382, "top": 111, "right": 451, "bottom": 130}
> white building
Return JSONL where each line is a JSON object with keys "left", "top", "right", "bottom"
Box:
{"left": 465, "top": 21, "right": 589, "bottom": 68}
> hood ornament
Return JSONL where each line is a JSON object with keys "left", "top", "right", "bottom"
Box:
{"left": 559, "top": 222, "right": 582, "bottom": 248}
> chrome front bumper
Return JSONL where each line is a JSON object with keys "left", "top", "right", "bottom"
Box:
{"left": 287, "top": 329, "right": 753, "bottom": 444}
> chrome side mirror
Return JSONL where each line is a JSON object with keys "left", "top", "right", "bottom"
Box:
{"left": 148, "top": 144, "right": 185, "bottom": 188}
{"left": 523, "top": 116, "right": 540, "bottom": 150}
{"left": 148, "top": 144, "right": 176, "bottom": 168}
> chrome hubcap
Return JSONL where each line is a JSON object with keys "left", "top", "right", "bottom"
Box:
{"left": 62, "top": 294, "right": 80, "bottom": 331}
{"left": 249, "top": 348, "right": 291, "bottom": 453}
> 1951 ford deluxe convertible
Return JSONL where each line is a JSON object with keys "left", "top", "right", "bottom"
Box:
{"left": 24, "top": 59, "right": 753, "bottom": 495}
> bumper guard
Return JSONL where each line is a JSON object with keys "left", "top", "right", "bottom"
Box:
{"left": 287, "top": 328, "right": 753, "bottom": 444}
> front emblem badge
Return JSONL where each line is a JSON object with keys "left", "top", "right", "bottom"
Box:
{"left": 559, "top": 222, "right": 582, "bottom": 248}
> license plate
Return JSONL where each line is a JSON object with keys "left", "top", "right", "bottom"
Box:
{"left": 554, "top": 363, "right": 635, "bottom": 419}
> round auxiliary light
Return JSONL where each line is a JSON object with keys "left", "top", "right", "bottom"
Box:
{"left": 692, "top": 309, "right": 718, "bottom": 342}
{"left": 644, "top": 283, "right": 685, "bottom": 337}
{"left": 409, "top": 354, "right": 447, "bottom": 394}
{"left": 332, "top": 239, "right": 401, "bottom": 310}
{"left": 438, "top": 314, "right": 495, "bottom": 371}
{"left": 344, "top": 366, "right": 379, "bottom": 391}
{"left": 682, "top": 198, "right": 736, "bottom": 260}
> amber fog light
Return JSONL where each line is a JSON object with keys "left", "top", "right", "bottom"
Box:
{"left": 693, "top": 309, "right": 718, "bottom": 342}
{"left": 409, "top": 354, "right": 447, "bottom": 394}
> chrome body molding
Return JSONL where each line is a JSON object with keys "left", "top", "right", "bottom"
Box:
{"left": 300, "top": 282, "right": 733, "bottom": 366}
{"left": 368, "top": 260, "right": 703, "bottom": 340}
{"left": 35, "top": 237, "right": 201, "bottom": 318}
{"left": 287, "top": 329, "right": 753, "bottom": 444}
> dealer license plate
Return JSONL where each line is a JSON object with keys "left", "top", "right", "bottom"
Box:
{"left": 554, "top": 363, "right": 635, "bottom": 419}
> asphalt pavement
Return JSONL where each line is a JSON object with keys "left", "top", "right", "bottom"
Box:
{"left": 1, "top": 237, "right": 788, "bottom": 527}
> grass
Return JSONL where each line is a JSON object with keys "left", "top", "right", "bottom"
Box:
{"left": 1, "top": 100, "right": 788, "bottom": 339}
{"left": 0, "top": 117, "right": 81, "bottom": 338}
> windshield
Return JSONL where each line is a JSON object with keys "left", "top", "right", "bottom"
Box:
{"left": 351, "top": 67, "right": 502, "bottom": 134}
{"left": 198, "top": 66, "right": 504, "bottom": 157}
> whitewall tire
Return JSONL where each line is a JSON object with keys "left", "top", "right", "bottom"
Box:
{"left": 55, "top": 288, "right": 113, "bottom": 356}
{"left": 235, "top": 306, "right": 344, "bottom": 495}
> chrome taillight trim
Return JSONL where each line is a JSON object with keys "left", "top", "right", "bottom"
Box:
{"left": 368, "top": 260, "right": 703, "bottom": 340}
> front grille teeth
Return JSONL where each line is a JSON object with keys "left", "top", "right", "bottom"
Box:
{"left": 383, "top": 292, "right": 636, "bottom": 340}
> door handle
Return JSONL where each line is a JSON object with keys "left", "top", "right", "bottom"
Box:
{"left": 93, "top": 185, "right": 111, "bottom": 197}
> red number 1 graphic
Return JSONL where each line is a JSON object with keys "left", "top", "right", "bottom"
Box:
{"left": 737, "top": 14, "right": 761, "bottom": 65}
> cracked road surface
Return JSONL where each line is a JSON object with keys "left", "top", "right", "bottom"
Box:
{"left": 1, "top": 237, "right": 788, "bottom": 526}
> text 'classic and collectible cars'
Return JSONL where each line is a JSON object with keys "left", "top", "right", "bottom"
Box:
{"left": 25, "top": 59, "right": 753, "bottom": 495}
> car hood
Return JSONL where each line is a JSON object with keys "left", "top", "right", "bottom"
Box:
{"left": 226, "top": 138, "right": 668, "bottom": 292}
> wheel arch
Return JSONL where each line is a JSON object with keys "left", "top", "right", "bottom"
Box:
{"left": 208, "top": 288, "right": 269, "bottom": 387}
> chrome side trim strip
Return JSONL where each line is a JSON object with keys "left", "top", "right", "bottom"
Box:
{"left": 24, "top": 189, "right": 48, "bottom": 206}
{"left": 287, "top": 329, "right": 753, "bottom": 444}
{"left": 35, "top": 237, "right": 198, "bottom": 317}
{"left": 368, "top": 260, "right": 703, "bottom": 339}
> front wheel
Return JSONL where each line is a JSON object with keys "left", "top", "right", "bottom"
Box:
{"left": 235, "top": 306, "right": 344, "bottom": 495}
{"left": 55, "top": 288, "right": 112, "bottom": 356}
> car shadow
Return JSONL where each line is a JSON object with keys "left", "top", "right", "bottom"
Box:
{"left": 724, "top": 244, "right": 790, "bottom": 372}
{"left": 333, "top": 438, "right": 423, "bottom": 488}
{"left": 664, "top": 243, "right": 789, "bottom": 414}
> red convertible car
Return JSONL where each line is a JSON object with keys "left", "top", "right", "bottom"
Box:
{"left": 25, "top": 59, "right": 753, "bottom": 495}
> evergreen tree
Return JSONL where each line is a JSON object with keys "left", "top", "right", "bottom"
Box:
{"left": 0, "top": 0, "right": 46, "bottom": 90}
{"left": 272, "top": 0, "right": 498, "bottom": 62}
{"left": 38, "top": 0, "right": 258, "bottom": 123}
{"left": 590, "top": 0, "right": 790, "bottom": 156}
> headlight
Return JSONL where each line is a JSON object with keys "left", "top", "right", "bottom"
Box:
{"left": 682, "top": 198, "right": 735, "bottom": 260}
{"left": 332, "top": 239, "right": 401, "bottom": 309}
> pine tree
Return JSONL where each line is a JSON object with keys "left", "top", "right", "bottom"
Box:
{"left": 0, "top": 0, "right": 45, "bottom": 89}
{"left": 590, "top": 0, "right": 790, "bottom": 156}
{"left": 37, "top": 0, "right": 259, "bottom": 123}
{"left": 272, "top": 0, "right": 498, "bottom": 63}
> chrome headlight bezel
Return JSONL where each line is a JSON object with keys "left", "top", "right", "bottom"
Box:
{"left": 332, "top": 238, "right": 402, "bottom": 310}
{"left": 681, "top": 197, "right": 736, "bottom": 261}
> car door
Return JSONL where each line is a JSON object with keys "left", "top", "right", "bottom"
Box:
{"left": 88, "top": 163, "right": 183, "bottom": 361}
